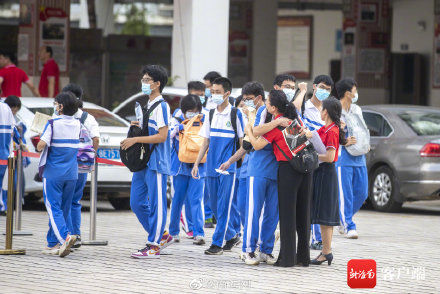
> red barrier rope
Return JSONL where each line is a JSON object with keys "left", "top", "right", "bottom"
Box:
{"left": 5, "top": 151, "right": 126, "bottom": 167}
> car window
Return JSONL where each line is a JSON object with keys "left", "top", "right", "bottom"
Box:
{"left": 27, "top": 107, "right": 127, "bottom": 127}
{"left": 363, "top": 112, "right": 383, "bottom": 136}
{"left": 398, "top": 110, "right": 440, "bottom": 136}
{"left": 82, "top": 109, "right": 127, "bottom": 127}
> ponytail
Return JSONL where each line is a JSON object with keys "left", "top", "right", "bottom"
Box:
{"left": 322, "top": 97, "right": 347, "bottom": 145}
{"left": 268, "top": 90, "right": 298, "bottom": 121}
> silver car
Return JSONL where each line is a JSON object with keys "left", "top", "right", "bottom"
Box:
{"left": 362, "top": 105, "right": 440, "bottom": 212}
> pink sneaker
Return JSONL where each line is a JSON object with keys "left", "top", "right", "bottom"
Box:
{"left": 159, "top": 231, "right": 175, "bottom": 250}
{"left": 186, "top": 231, "right": 194, "bottom": 239}
{"left": 131, "top": 245, "right": 160, "bottom": 259}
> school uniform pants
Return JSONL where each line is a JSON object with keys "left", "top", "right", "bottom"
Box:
{"left": 43, "top": 178, "right": 76, "bottom": 247}
{"left": 206, "top": 174, "right": 237, "bottom": 247}
{"left": 203, "top": 178, "right": 213, "bottom": 220}
{"left": 0, "top": 165, "right": 7, "bottom": 211}
{"left": 169, "top": 175, "right": 204, "bottom": 237}
{"left": 0, "top": 166, "right": 25, "bottom": 212}
{"left": 171, "top": 176, "right": 193, "bottom": 232}
{"left": 67, "top": 173, "right": 87, "bottom": 236}
{"left": 337, "top": 165, "right": 368, "bottom": 231}
{"left": 130, "top": 167, "right": 168, "bottom": 246}
{"left": 242, "top": 176, "right": 278, "bottom": 254}
{"left": 228, "top": 176, "right": 245, "bottom": 235}
{"left": 277, "top": 162, "right": 312, "bottom": 267}
{"left": 237, "top": 177, "right": 248, "bottom": 228}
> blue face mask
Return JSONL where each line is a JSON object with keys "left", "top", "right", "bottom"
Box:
{"left": 211, "top": 94, "right": 225, "bottom": 105}
{"left": 142, "top": 83, "right": 152, "bottom": 95}
{"left": 199, "top": 96, "right": 206, "bottom": 104}
{"left": 205, "top": 88, "right": 211, "bottom": 97}
{"left": 53, "top": 105, "right": 59, "bottom": 116}
{"left": 352, "top": 93, "right": 359, "bottom": 103}
{"left": 283, "top": 88, "right": 296, "bottom": 102}
{"left": 315, "top": 88, "right": 330, "bottom": 101}
{"left": 244, "top": 99, "right": 256, "bottom": 110}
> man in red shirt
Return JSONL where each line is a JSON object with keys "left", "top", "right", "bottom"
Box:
{"left": 38, "top": 46, "right": 60, "bottom": 98}
{"left": 0, "top": 51, "right": 39, "bottom": 97}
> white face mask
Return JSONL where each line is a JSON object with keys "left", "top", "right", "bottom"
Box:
{"left": 283, "top": 88, "right": 296, "bottom": 102}
{"left": 211, "top": 94, "right": 225, "bottom": 105}
{"left": 185, "top": 111, "right": 199, "bottom": 119}
{"left": 244, "top": 99, "right": 256, "bottom": 110}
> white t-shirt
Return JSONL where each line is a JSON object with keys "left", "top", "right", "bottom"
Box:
{"left": 74, "top": 108, "right": 100, "bottom": 138}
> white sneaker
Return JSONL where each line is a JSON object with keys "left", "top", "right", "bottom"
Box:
{"left": 346, "top": 230, "right": 359, "bottom": 239}
{"left": 259, "top": 252, "right": 277, "bottom": 265}
{"left": 193, "top": 236, "right": 205, "bottom": 245}
{"left": 338, "top": 225, "right": 346, "bottom": 235}
{"left": 244, "top": 252, "right": 260, "bottom": 265}
{"left": 239, "top": 252, "right": 246, "bottom": 261}
{"left": 42, "top": 244, "right": 60, "bottom": 255}
{"left": 274, "top": 230, "right": 280, "bottom": 244}
{"left": 172, "top": 235, "right": 180, "bottom": 243}
{"left": 59, "top": 235, "right": 77, "bottom": 257}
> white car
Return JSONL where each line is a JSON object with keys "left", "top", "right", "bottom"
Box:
{"left": 16, "top": 98, "right": 132, "bottom": 210}
{"left": 112, "top": 86, "right": 243, "bottom": 121}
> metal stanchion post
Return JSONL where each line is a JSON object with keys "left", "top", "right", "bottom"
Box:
{"left": 82, "top": 160, "right": 108, "bottom": 246}
{"left": 13, "top": 138, "right": 32, "bottom": 236}
{"left": 0, "top": 157, "right": 25, "bottom": 255}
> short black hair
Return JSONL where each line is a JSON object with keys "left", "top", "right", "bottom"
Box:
{"left": 313, "top": 75, "right": 334, "bottom": 88}
{"left": 242, "top": 81, "right": 265, "bottom": 101}
{"left": 203, "top": 71, "right": 222, "bottom": 84}
{"left": 62, "top": 83, "right": 84, "bottom": 108}
{"left": 4, "top": 95, "right": 21, "bottom": 109}
{"left": 187, "top": 81, "right": 206, "bottom": 92}
{"left": 141, "top": 64, "right": 169, "bottom": 93}
{"left": 335, "top": 78, "right": 357, "bottom": 99}
{"left": 55, "top": 92, "right": 79, "bottom": 116}
{"left": 45, "top": 46, "right": 53, "bottom": 57}
{"left": 0, "top": 51, "right": 15, "bottom": 63}
{"left": 180, "top": 94, "right": 202, "bottom": 114}
{"left": 273, "top": 74, "right": 296, "bottom": 87}
{"left": 212, "top": 77, "right": 232, "bottom": 93}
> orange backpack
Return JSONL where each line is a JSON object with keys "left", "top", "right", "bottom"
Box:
{"left": 178, "top": 114, "right": 207, "bottom": 163}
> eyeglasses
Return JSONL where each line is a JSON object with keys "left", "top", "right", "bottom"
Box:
{"left": 281, "top": 84, "right": 295, "bottom": 90}
{"left": 141, "top": 78, "right": 153, "bottom": 83}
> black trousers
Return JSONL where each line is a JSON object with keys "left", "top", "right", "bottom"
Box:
{"left": 276, "top": 162, "right": 313, "bottom": 267}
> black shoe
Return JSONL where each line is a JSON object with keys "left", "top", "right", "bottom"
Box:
{"left": 212, "top": 216, "right": 217, "bottom": 224}
{"left": 72, "top": 236, "right": 82, "bottom": 249}
{"left": 222, "top": 235, "right": 241, "bottom": 252}
{"left": 204, "top": 218, "right": 215, "bottom": 228}
{"left": 205, "top": 244, "right": 223, "bottom": 255}
{"left": 310, "top": 241, "right": 323, "bottom": 250}
{"left": 0, "top": 211, "right": 6, "bottom": 217}
{"left": 310, "top": 252, "right": 333, "bottom": 265}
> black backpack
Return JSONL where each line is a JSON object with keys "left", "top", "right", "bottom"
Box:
{"left": 209, "top": 107, "right": 242, "bottom": 168}
{"left": 274, "top": 124, "right": 319, "bottom": 174}
{"left": 120, "top": 100, "right": 163, "bottom": 172}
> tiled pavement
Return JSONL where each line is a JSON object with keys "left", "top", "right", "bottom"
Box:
{"left": 0, "top": 203, "right": 439, "bottom": 294}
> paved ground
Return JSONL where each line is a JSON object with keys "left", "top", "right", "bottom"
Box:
{"left": 0, "top": 201, "right": 439, "bottom": 293}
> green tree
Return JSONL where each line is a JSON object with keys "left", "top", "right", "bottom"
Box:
{"left": 120, "top": 4, "right": 149, "bottom": 36}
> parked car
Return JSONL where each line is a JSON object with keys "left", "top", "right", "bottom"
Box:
{"left": 362, "top": 105, "right": 440, "bottom": 212}
{"left": 112, "top": 86, "right": 243, "bottom": 122}
{"left": 16, "top": 98, "right": 132, "bottom": 210}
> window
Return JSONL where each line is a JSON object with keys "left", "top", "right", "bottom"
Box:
{"left": 398, "top": 110, "right": 440, "bottom": 136}
{"left": 362, "top": 111, "right": 392, "bottom": 137}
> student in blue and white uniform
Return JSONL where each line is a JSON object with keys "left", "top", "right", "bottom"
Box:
{"left": 37, "top": 92, "right": 81, "bottom": 257}
{"left": 335, "top": 78, "right": 368, "bottom": 239}
{"left": 121, "top": 65, "right": 172, "bottom": 259}
{"left": 1, "top": 96, "right": 28, "bottom": 213}
{"left": 0, "top": 99, "right": 15, "bottom": 215}
{"left": 169, "top": 94, "right": 206, "bottom": 245}
{"left": 192, "top": 77, "right": 244, "bottom": 255}
{"left": 203, "top": 71, "right": 222, "bottom": 111}
{"left": 296, "top": 75, "right": 334, "bottom": 251}
{"left": 61, "top": 84, "right": 100, "bottom": 249}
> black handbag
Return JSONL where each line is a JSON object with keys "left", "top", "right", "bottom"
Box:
{"left": 274, "top": 138, "right": 319, "bottom": 174}
{"left": 120, "top": 100, "right": 162, "bottom": 172}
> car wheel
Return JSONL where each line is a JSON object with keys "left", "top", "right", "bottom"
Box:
{"left": 108, "top": 194, "right": 130, "bottom": 210}
{"left": 369, "top": 166, "right": 403, "bottom": 212}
